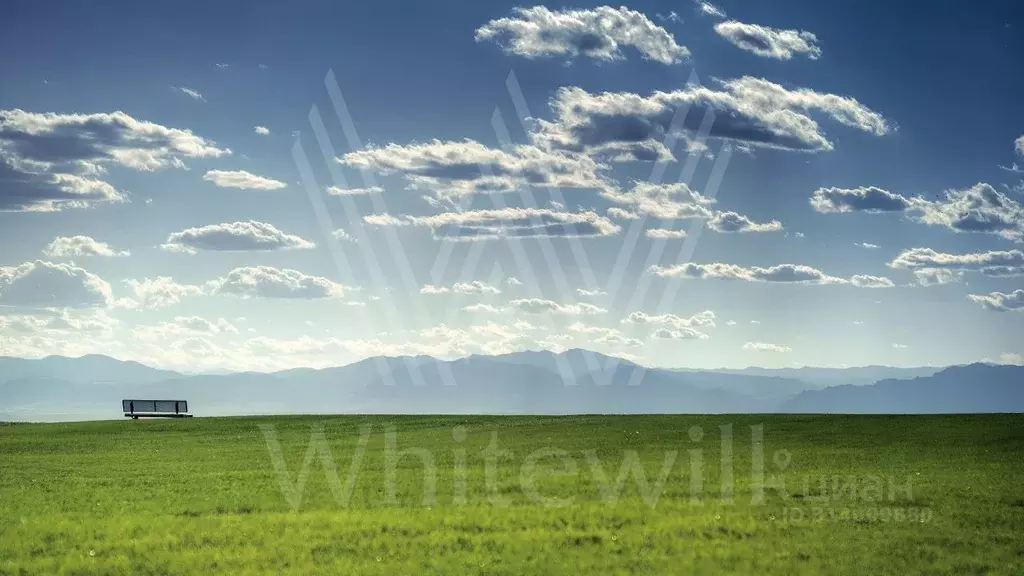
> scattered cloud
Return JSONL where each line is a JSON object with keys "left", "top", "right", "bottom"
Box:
{"left": 695, "top": 1, "right": 726, "bottom": 18}
{"left": 0, "top": 109, "right": 229, "bottom": 211}
{"left": 623, "top": 310, "right": 716, "bottom": 329}
{"left": 420, "top": 281, "right": 501, "bottom": 295}
{"left": 162, "top": 221, "right": 314, "bottom": 253}
{"left": 174, "top": 86, "right": 205, "bottom": 101}
{"left": 43, "top": 235, "right": 129, "bottom": 257}
{"left": 849, "top": 275, "right": 896, "bottom": 289}
{"left": 576, "top": 288, "right": 606, "bottom": 297}
{"left": 475, "top": 6, "right": 689, "bottom": 65}
{"left": 508, "top": 298, "right": 606, "bottom": 315}
{"left": 652, "top": 327, "right": 709, "bottom": 340}
{"left": 743, "top": 341, "right": 791, "bottom": 353}
{"left": 326, "top": 185, "right": 384, "bottom": 196}
{"left": 506, "top": 277, "right": 523, "bottom": 286}
{"left": 811, "top": 186, "right": 912, "bottom": 213}
{"left": 967, "top": 289, "right": 1024, "bottom": 312}
{"left": 463, "top": 303, "right": 502, "bottom": 313}
{"left": 339, "top": 139, "right": 607, "bottom": 200}
{"left": 855, "top": 242, "right": 880, "bottom": 249}
{"left": 208, "top": 266, "right": 346, "bottom": 299}
{"left": 332, "top": 229, "right": 356, "bottom": 242}
{"left": 649, "top": 262, "right": 850, "bottom": 285}
{"left": 121, "top": 277, "right": 204, "bottom": 309}
{"left": 254, "top": 125, "right": 270, "bottom": 136}
{"left": 363, "top": 207, "right": 621, "bottom": 241}
{"left": 707, "top": 211, "right": 783, "bottom": 233}
{"left": 203, "top": 169, "right": 287, "bottom": 190}
{"left": 890, "top": 247, "right": 1024, "bottom": 281}
{"left": 568, "top": 322, "right": 644, "bottom": 347}
{"left": 602, "top": 182, "right": 715, "bottom": 219}
{"left": 532, "top": 77, "right": 892, "bottom": 159}
{"left": 814, "top": 183, "right": 1024, "bottom": 241}
{"left": 0, "top": 260, "right": 112, "bottom": 309}
{"left": 891, "top": 343, "right": 908, "bottom": 349}
{"left": 714, "top": 21, "right": 821, "bottom": 60}
{"left": 645, "top": 228, "right": 688, "bottom": 239}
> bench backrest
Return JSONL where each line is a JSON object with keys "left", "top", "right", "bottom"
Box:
{"left": 122, "top": 399, "right": 188, "bottom": 414}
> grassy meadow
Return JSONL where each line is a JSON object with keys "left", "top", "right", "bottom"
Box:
{"left": 1, "top": 414, "right": 1023, "bottom": 575}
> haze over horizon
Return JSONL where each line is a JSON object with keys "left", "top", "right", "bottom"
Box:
{"left": 1, "top": 0, "right": 1023, "bottom": 373}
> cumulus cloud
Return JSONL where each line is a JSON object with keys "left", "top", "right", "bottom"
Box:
{"left": 0, "top": 109, "right": 229, "bottom": 211}
{"left": 889, "top": 247, "right": 1024, "bottom": 280}
{"left": 651, "top": 327, "right": 709, "bottom": 340}
{"left": 475, "top": 6, "right": 689, "bottom": 65}
{"left": 133, "top": 316, "right": 238, "bottom": 341}
{"left": 121, "top": 277, "right": 205, "bottom": 309}
{"left": 714, "top": 21, "right": 821, "bottom": 60}
{"left": 203, "top": 170, "right": 287, "bottom": 190}
{"left": 814, "top": 183, "right": 1024, "bottom": 241}
{"left": 707, "top": 211, "right": 783, "bottom": 233}
{"left": 743, "top": 341, "right": 791, "bottom": 353}
{"left": 462, "top": 303, "right": 502, "bottom": 313}
{"left": 967, "top": 289, "right": 1024, "bottom": 312}
{"left": 576, "top": 288, "right": 606, "bottom": 296}
{"left": 208, "top": 266, "right": 346, "bottom": 299}
{"left": 363, "top": 207, "right": 620, "bottom": 241}
{"left": 1017, "top": 136, "right": 1024, "bottom": 157}
{"left": 849, "top": 275, "right": 896, "bottom": 289}
{"left": 0, "top": 260, "right": 112, "bottom": 309}
{"left": 623, "top": 310, "right": 716, "bottom": 328}
{"left": 339, "top": 139, "right": 607, "bottom": 200}
{"left": 254, "top": 126, "right": 270, "bottom": 136}
{"left": 506, "top": 276, "right": 524, "bottom": 286}
{"left": 326, "top": 185, "right": 384, "bottom": 196}
{"left": 602, "top": 182, "right": 715, "bottom": 219}
{"left": 645, "top": 228, "right": 688, "bottom": 239}
{"left": 810, "top": 186, "right": 913, "bottom": 213}
{"left": 532, "top": 77, "right": 891, "bottom": 159}
{"left": 43, "top": 235, "right": 129, "bottom": 257}
{"left": 420, "top": 281, "right": 501, "bottom": 295}
{"left": 508, "top": 298, "right": 606, "bottom": 315}
{"left": 568, "top": 322, "right": 643, "bottom": 347}
{"left": 649, "top": 262, "right": 853, "bottom": 285}
{"left": 162, "top": 221, "right": 314, "bottom": 253}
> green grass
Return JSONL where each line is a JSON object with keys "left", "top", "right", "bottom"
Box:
{"left": 1, "top": 414, "right": 1023, "bottom": 575}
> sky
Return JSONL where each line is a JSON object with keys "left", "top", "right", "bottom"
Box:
{"left": 0, "top": 0, "right": 1022, "bottom": 372}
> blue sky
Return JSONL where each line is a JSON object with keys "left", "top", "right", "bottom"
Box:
{"left": 1, "top": 0, "right": 1022, "bottom": 372}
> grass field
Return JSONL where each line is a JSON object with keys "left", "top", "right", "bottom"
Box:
{"left": 1, "top": 414, "right": 1023, "bottom": 575}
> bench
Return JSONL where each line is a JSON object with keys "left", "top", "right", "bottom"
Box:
{"left": 122, "top": 399, "right": 192, "bottom": 419}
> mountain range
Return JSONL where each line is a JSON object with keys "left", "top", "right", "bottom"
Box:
{"left": 0, "top": 350, "right": 1019, "bottom": 421}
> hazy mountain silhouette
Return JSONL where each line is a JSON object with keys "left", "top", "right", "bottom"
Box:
{"left": 1, "top": 352, "right": 1020, "bottom": 421}
{"left": 781, "top": 363, "right": 1024, "bottom": 413}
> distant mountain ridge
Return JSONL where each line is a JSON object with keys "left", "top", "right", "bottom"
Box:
{"left": 0, "top": 351, "right": 1020, "bottom": 421}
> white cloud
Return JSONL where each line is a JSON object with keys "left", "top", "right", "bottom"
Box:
{"left": 890, "top": 247, "right": 1024, "bottom": 280}
{"left": 999, "top": 352, "right": 1023, "bottom": 365}
{"left": 892, "top": 343, "right": 909, "bottom": 349}
{"left": 568, "top": 322, "right": 643, "bottom": 347}
{"left": 855, "top": 242, "right": 880, "bottom": 249}
{"left": 364, "top": 207, "right": 620, "bottom": 241}
{"left": 814, "top": 183, "right": 1024, "bottom": 242}
{"left": 707, "top": 211, "right": 783, "bottom": 233}
{"left": 203, "top": 169, "right": 287, "bottom": 190}
{"left": 714, "top": 21, "right": 821, "bottom": 60}
{"left": 744, "top": 341, "right": 791, "bottom": 353}
{"left": 649, "top": 262, "right": 854, "bottom": 285}
{"left": 576, "top": 288, "right": 606, "bottom": 296}
{"left": 463, "top": 303, "right": 502, "bottom": 313}
{"left": 811, "top": 186, "right": 913, "bottom": 213}
{"left": 0, "top": 260, "right": 112, "bottom": 309}
{"left": 162, "top": 221, "right": 314, "bottom": 253}
{"left": 602, "top": 182, "right": 715, "bottom": 219}
{"left": 339, "top": 139, "right": 607, "bottom": 200}
{"left": 420, "top": 281, "right": 500, "bottom": 295}
{"left": 0, "top": 109, "right": 229, "bottom": 211}
{"left": 509, "top": 298, "right": 606, "bottom": 315}
{"left": 645, "top": 228, "right": 688, "bottom": 239}
{"left": 0, "top": 309, "right": 118, "bottom": 335}
{"left": 624, "top": 310, "right": 716, "bottom": 329}
{"left": 254, "top": 126, "right": 270, "bottom": 136}
{"left": 850, "top": 275, "right": 896, "bottom": 289}
{"left": 208, "top": 266, "right": 346, "bottom": 299}
{"left": 43, "top": 235, "right": 129, "bottom": 257}
{"left": 133, "top": 316, "right": 238, "bottom": 341}
{"left": 967, "top": 289, "right": 1024, "bottom": 312}
{"left": 532, "top": 77, "right": 891, "bottom": 159}
{"left": 1016, "top": 135, "right": 1024, "bottom": 157}
{"left": 696, "top": 1, "right": 726, "bottom": 18}
{"left": 506, "top": 277, "right": 524, "bottom": 286}
{"left": 475, "top": 6, "right": 689, "bottom": 65}
{"left": 175, "top": 86, "right": 205, "bottom": 101}
{"left": 652, "top": 327, "right": 709, "bottom": 340}
{"left": 121, "top": 277, "right": 205, "bottom": 310}
{"left": 326, "top": 185, "right": 384, "bottom": 196}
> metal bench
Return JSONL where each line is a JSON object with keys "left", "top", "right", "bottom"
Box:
{"left": 122, "top": 399, "right": 192, "bottom": 419}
